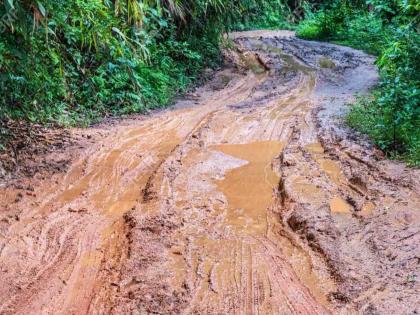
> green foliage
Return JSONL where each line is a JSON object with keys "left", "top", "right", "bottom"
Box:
{"left": 366, "top": 28, "right": 419, "bottom": 164}
{"left": 366, "top": 0, "right": 420, "bottom": 21}
{"left": 229, "top": 0, "right": 294, "bottom": 30}
{"left": 347, "top": 87, "right": 419, "bottom": 166}
{"left": 296, "top": 1, "right": 359, "bottom": 40}
{"left": 3, "top": 0, "right": 416, "bottom": 165}
{"left": 0, "top": 0, "right": 232, "bottom": 127}
{"left": 297, "top": 0, "right": 420, "bottom": 165}
{"left": 332, "top": 13, "right": 385, "bottom": 55}
{"left": 0, "top": 0, "right": 300, "bottom": 153}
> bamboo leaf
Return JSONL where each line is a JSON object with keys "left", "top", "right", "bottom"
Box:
{"left": 6, "top": 0, "right": 14, "bottom": 10}
{"left": 37, "top": 2, "right": 47, "bottom": 17}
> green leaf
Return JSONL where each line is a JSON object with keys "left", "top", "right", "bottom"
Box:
{"left": 37, "top": 2, "right": 46, "bottom": 17}
{"left": 6, "top": 0, "right": 14, "bottom": 10}
{"left": 112, "top": 27, "right": 125, "bottom": 39}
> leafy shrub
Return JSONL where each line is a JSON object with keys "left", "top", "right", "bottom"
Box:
{"left": 296, "top": 2, "right": 349, "bottom": 40}
{"left": 0, "top": 0, "right": 236, "bottom": 127}
{"left": 296, "top": 16, "right": 326, "bottom": 39}
{"left": 334, "top": 13, "right": 386, "bottom": 55}
{"left": 0, "top": 0, "right": 297, "bottom": 131}
{"left": 230, "top": 0, "right": 294, "bottom": 30}
{"left": 346, "top": 22, "right": 419, "bottom": 165}
{"left": 347, "top": 86, "right": 419, "bottom": 166}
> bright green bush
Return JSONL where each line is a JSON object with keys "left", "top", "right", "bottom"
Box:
{"left": 296, "top": 18, "right": 324, "bottom": 39}
{"left": 334, "top": 13, "right": 386, "bottom": 55}
{"left": 350, "top": 21, "right": 419, "bottom": 165}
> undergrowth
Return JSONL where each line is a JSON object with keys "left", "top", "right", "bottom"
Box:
{"left": 0, "top": 1, "right": 224, "bottom": 128}
{"left": 229, "top": 0, "right": 295, "bottom": 31}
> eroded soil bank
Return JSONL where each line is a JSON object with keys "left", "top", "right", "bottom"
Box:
{"left": 0, "top": 31, "right": 419, "bottom": 315}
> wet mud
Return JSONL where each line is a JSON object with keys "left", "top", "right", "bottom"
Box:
{"left": 0, "top": 31, "right": 419, "bottom": 315}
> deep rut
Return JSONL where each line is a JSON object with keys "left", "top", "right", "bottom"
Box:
{"left": 0, "top": 31, "right": 419, "bottom": 315}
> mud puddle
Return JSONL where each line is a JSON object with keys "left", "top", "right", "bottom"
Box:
{"left": 212, "top": 141, "right": 284, "bottom": 234}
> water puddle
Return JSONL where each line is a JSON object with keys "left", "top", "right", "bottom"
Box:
{"left": 212, "top": 141, "right": 285, "bottom": 235}
{"left": 330, "top": 196, "right": 352, "bottom": 214}
{"left": 318, "top": 158, "right": 344, "bottom": 185}
{"left": 252, "top": 43, "right": 315, "bottom": 75}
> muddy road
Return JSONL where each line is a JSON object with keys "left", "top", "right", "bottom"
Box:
{"left": 0, "top": 31, "right": 419, "bottom": 315}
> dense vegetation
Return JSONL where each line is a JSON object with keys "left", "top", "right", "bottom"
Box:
{"left": 0, "top": 0, "right": 223, "bottom": 127}
{"left": 230, "top": 0, "right": 295, "bottom": 30}
{"left": 296, "top": 0, "right": 419, "bottom": 165}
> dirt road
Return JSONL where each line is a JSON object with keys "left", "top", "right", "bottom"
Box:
{"left": 0, "top": 31, "right": 419, "bottom": 315}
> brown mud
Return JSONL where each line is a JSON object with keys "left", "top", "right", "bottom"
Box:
{"left": 0, "top": 31, "right": 419, "bottom": 315}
